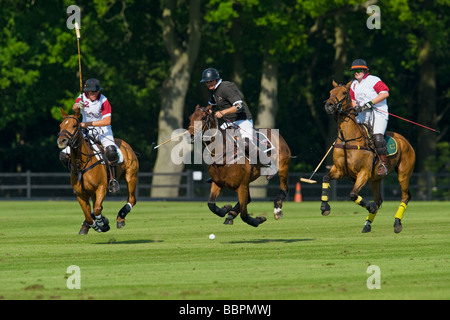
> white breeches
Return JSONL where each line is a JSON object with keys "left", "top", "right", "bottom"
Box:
{"left": 356, "top": 108, "right": 388, "bottom": 135}
{"left": 220, "top": 119, "right": 255, "bottom": 143}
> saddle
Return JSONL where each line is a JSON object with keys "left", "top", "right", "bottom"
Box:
{"left": 334, "top": 124, "right": 397, "bottom": 156}
{"left": 224, "top": 129, "right": 276, "bottom": 166}
{"left": 83, "top": 132, "right": 124, "bottom": 181}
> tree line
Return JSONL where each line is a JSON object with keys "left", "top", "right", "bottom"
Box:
{"left": 1, "top": 0, "right": 448, "bottom": 197}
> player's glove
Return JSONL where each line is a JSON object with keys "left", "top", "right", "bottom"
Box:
{"left": 355, "top": 100, "right": 374, "bottom": 113}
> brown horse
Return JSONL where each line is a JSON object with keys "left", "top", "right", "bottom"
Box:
{"left": 187, "top": 105, "right": 291, "bottom": 227}
{"left": 322, "top": 81, "right": 415, "bottom": 233}
{"left": 57, "top": 108, "right": 139, "bottom": 234}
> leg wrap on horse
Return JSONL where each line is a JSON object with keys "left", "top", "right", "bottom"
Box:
{"left": 208, "top": 202, "right": 227, "bottom": 217}
{"left": 118, "top": 203, "right": 133, "bottom": 219}
{"left": 240, "top": 213, "right": 262, "bottom": 227}
{"left": 322, "top": 175, "right": 331, "bottom": 197}
{"left": 395, "top": 202, "right": 407, "bottom": 220}
{"left": 321, "top": 182, "right": 330, "bottom": 202}
{"left": 352, "top": 194, "right": 378, "bottom": 215}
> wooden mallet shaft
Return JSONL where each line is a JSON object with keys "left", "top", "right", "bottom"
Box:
{"left": 154, "top": 130, "right": 189, "bottom": 149}
{"left": 300, "top": 140, "right": 336, "bottom": 184}
{"left": 75, "top": 22, "right": 82, "bottom": 94}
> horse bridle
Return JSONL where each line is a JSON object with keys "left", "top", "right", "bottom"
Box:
{"left": 324, "top": 86, "right": 353, "bottom": 115}
{"left": 190, "top": 107, "right": 219, "bottom": 140}
{"left": 58, "top": 116, "right": 83, "bottom": 148}
{"left": 326, "top": 85, "right": 371, "bottom": 149}
{"left": 58, "top": 116, "right": 102, "bottom": 180}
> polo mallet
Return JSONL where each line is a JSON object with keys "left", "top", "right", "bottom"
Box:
{"left": 300, "top": 140, "right": 336, "bottom": 184}
{"left": 74, "top": 21, "right": 85, "bottom": 108}
{"left": 375, "top": 108, "right": 440, "bottom": 133}
{"left": 153, "top": 130, "right": 190, "bottom": 150}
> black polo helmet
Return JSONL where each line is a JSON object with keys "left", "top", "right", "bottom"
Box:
{"left": 200, "top": 68, "right": 220, "bottom": 83}
{"left": 349, "top": 59, "right": 369, "bottom": 71}
{"left": 83, "top": 78, "right": 103, "bottom": 92}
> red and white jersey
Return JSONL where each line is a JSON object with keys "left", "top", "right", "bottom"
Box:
{"left": 76, "top": 93, "right": 112, "bottom": 124}
{"left": 350, "top": 74, "right": 389, "bottom": 109}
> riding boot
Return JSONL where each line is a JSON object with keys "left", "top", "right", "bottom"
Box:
{"left": 109, "top": 165, "right": 120, "bottom": 193}
{"left": 244, "top": 139, "right": 259, "bottom": 165}
{"left": 59, "top": 151, "right": 70, "bottom": 170}
{"left": 373, "top": 133, "right": 388, "bottom": 176}
{"left": 105, "top": 145, "right": 120, "bottom": 193}
{"left": 377, "top": 153, "right": 388, "bottom": 176}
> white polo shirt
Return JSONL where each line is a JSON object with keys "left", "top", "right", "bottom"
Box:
{"left": 350, "top": 73, "right": 389, "bottom": 133}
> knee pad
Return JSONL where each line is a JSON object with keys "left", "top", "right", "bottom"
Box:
{"left": 373, "top": 134, "right": 387, "bottom": 154}
{"left": 105, "top": 146, "right": 119, "bottom": 166}
{"left": 59, "top": 151, "right": 70, "bottom": 162}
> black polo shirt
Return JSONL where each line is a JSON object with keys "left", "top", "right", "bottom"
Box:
{"left": 209, "top": 81, "right": 252, "bottom": 124}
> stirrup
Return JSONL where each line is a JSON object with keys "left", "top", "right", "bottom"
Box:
{"left": 109, "top": 179, "right": 120, "bottom": 193}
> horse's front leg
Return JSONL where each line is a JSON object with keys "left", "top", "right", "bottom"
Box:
{"left": 207, "top": 182, "right": 232, "bottom": 219}
{"left": 320, "top": 165, "right": 343, "bottom": 216}
{"left": 273, "top": 158, "right": 289, "bottom": 220}
{"left": 224, "top": 193, "right": 253, "bottom": 225}
{"left": 89, "top": 188, "right": 110, "bottom": 233}
{"left": 361, "top": 180, "right": 383, "bottom": 231}
{"left": 77, "top": 194, "right": 93, "bottom": 235}
{"left": 117, "top": 166, "right": 137, "bottom": 229}
{"left": 348, "top": 171, "right": 377, "bottom": 233}
{"left": 238, "top": 185, "right": 266, "bottom": 227}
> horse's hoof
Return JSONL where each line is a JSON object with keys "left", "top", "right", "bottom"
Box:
{"left": 78, "top": 227, "right": 89, "bottom": 235}
{"left": 257, "top": 216, "right": 267, "bottom": 224}
{"left": 224, "top": 214, "right": 234, "bottom": 225}
{"left": 362, "top": 221, "right": 371, "bottom": 233}
{"left": 394, "top": 218, "right": 402, "bottom": 233}
{"left": 117, "top": 218, "right": 126, "bottom": 229}
{"left": 78, "top": 221, "right": 90, "bottom": 235}
{"left": 321, "top": 201, "right": 331, "bottom": 216}
{"left": 273, "top": 207, "right": 283, "bottom": 220}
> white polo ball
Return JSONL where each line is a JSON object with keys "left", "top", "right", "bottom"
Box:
{"left": 209, "top": 234, "right": 215, "bottom": 240}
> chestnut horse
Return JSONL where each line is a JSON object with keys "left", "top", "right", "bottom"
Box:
{"left": 322, "top": 81, "right": 415, "bottom": 233}
{"left": 57, "top": 108, "right": 139, "bottom": 234}
{"left": 187, "top": 105, "right": 291, "bottom": 227}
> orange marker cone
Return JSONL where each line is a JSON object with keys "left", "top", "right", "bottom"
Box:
{"left": 294, "top": 182, "right": 302, "bottom": 202}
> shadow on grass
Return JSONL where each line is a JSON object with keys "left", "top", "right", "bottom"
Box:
{"left": 94, "top": 239, "right": 163, "bottom": 245}
{"left": 228, "top": 238, "right": 315, "bottom": 244}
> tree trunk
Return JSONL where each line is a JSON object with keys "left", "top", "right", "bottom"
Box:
{"left": 251, "top": 54, "right": 279, "bottom": 198}
{"left": 417, "top": 37, "right": 436, "bottom": 173}
{"left": 151, "top": 0, "right": 201, "bottom": 198}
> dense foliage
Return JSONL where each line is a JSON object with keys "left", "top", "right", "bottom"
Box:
{"left": 1, "top": 0, "right": 448, "bottom": 174}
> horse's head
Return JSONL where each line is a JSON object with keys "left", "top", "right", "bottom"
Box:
{"left": 57, "top": 107, "right": 82, "bottom": 149}
{"left": 187, "top": 104, "right": 215, "bottom": 143}
{"left": 324, "top": 80, "right": 352, "bottom": 115}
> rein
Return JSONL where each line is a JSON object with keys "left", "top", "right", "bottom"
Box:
{"left": 326, "top": 86, "right": 373, "bottom": 175}
{"left": 327, "top": 86, "right": 370, "bottom": 149}
{"left": 59, "top": 116, "right": 103, "bottom": 182}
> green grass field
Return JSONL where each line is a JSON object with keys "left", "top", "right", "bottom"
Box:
{"left": 0, "top": 200, "right": 449, "bottom": 300}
